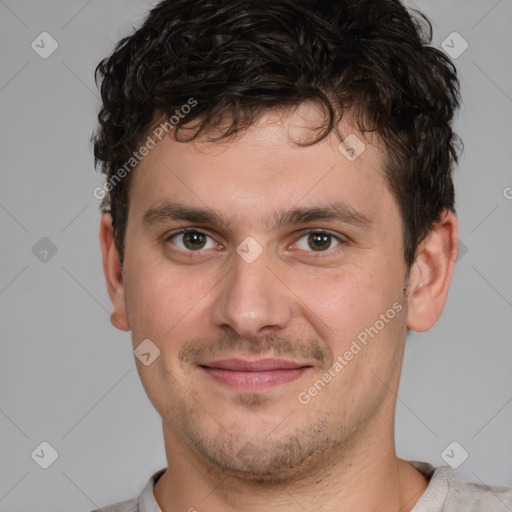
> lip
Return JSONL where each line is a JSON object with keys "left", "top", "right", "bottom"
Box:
{"left": 199, "top": 358, "right": 312, "bottom": 391}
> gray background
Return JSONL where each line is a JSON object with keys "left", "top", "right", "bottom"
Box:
{"left": 0, "top": 0, "right": 511, "bottom": 510}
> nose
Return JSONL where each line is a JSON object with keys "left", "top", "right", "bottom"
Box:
{"left": 211, "top": 245, "right": 293, "bottom": 339}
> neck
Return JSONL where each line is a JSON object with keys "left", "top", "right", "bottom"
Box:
{"left": 153, "top": 419, "right": 428, "bottom": 512}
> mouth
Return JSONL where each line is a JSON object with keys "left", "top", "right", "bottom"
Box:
{"left": 199, "top": 358, "right": 312, "bottom": 391}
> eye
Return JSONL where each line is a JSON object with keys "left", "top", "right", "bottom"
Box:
{"left": 294, "top": 230, "right": 343, "bottom": 252}
{"left": 166, "top": 228, "right": 218, "bottom": 251}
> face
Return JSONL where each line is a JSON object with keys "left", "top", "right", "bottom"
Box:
{"left": 108, "top": 107, "right": 414, "bottom": 482}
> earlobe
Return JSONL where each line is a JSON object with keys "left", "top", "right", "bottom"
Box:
{"left": 99, "top": 213, "right": 130, "bottom": 332}
{"left": 406, "top": 210, "right": 459, "bottom": 332}
{"left": 110, "top": 310, "right": 129, "bottom": 331}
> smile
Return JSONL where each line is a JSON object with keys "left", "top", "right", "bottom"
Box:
{"left": 199, "top": 358, "right": 312, "bottom": 391}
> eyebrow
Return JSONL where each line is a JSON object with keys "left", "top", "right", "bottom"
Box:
{"left": 141, "top": 201, "right": 372, "bottom": 230}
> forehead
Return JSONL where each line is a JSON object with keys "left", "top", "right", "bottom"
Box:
{"left": 127, "top": 107, "right": 395, "bottom": 231}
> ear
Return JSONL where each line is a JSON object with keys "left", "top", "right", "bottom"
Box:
{"left": 406, "top": 210, "right": 458, "bottom": 332}
{"left": 99, "top": 213, "right": 130, "bottom": 331}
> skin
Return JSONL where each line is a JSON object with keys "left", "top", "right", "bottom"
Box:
{"left": 100, "top": 105, "right": 458, "bottom": 511}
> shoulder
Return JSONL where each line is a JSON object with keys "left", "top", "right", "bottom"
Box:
{"left": 445, "top": 468, "right": 512, "bottom": 511}
{"left": 409, "top": 460, "right": 512, "bottom": 512}
{"left": 88, "top": 467, "right": 166, "bottom": 512}
{"left": 89, "top": 497, "right": 139, "bottom": 512}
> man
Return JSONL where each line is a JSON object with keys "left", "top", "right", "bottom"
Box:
{"left": 92, "top": 0, "right": 512, "bottom": 510}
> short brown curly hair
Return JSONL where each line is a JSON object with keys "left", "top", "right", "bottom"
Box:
{"left": 92, "top": 0, "right": 461, "bottom": 269}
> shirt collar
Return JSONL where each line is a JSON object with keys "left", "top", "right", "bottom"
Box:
{"left": 138, "top": 461, "right": 451, "bottom": 512}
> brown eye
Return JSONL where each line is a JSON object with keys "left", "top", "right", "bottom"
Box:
{"left": 182, "top": 231, "right": 207, "bottom": 250}
{"left": 167, "top": 229, "right": 216, "bottom": 251}
{"left": 295, "top": 231, "right": 342, "bottom": 252}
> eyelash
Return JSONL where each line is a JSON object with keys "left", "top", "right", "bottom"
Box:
{"left": 164, "top": 227, "right": 346, "bottom": 254}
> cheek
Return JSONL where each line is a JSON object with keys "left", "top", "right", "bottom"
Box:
{"left": 125, "top": 261, "right": 208, "bottom": 400}
{"left": 303, "top": 259, "right": 404, "bottom": 350}
{"left": 125, "top": 256, "right": 211, "bottom": 344}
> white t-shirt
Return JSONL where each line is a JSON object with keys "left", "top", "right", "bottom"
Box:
{"left": 91, "top": 460, "right": 512, "bottom": 512}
